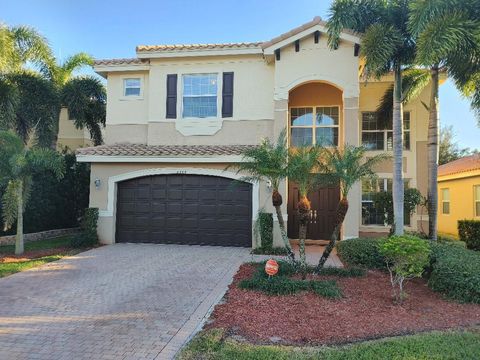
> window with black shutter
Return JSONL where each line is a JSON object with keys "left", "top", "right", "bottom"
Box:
{"left": 166, "top": 74, "right": 177, "bottom": 119}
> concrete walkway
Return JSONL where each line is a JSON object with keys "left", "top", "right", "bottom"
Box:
{"left": 0, "top": 244, "right": 250, "bottom": 360}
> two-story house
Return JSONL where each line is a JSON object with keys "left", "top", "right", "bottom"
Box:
{"left": 76, "top": 17, "right": 433, "bottom": 247}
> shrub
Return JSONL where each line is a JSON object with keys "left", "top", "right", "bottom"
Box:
{"left": 251, "top": 247, "right": 288, "bottom": 256}
{"left": 428, "top": 242, "right": 480, "bottom": 303}
{"left": 257, "top": 212, "right": 273, "bottom": 249}
{"left": 379, "top": 236, "right": 431, "bottom": 302}
{"left": 71, "top": 208, "right": 98, "bottom": 248}
{"left": 458, "top": 220, "right": 480, "bottom": 251}
{"left": 336, "top": 238, "right": 385, "bottom": 269}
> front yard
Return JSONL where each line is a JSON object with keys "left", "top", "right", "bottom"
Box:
{"left": 0, "top": 235, "right": 89, "bottom": 277}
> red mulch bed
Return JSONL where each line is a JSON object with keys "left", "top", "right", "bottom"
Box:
{"left": 207, "top": 264, "right": 480, "bottom": 345}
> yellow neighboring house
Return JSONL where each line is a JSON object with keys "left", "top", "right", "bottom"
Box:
{"left": 438, "top": 154, "right": 480, "bottom": 237}
{"left": 57, "top": 107, "right": 93, "bottom": 150}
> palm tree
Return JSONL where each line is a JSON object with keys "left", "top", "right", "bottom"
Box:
{"left": 234, "top": 130, "right": 295, "bottom": 261}
{"left": 0, "top": 24, "right": 53, "bottom": 73}
{"left": 328, "top": 0, "right": 416, "bottom": 235}
{"left": 0, "top": 131, "right": 65, "bottom": 254}
{"left": 316, "top": 146, "right": 389, "bottom": 270}
{"left": 287, "top": 145, "right": 324, "bottom": 277}
{"left": 408, "top": 0, "right": 480, "bottom": 240}
{"left": 40, "top": 53, "right": 106, "bottom": 146}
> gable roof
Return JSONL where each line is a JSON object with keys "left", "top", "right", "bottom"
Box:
{"left": 136, "top": 42, "right": 262, "bottom": 53}
{"left": 438, "top": 154, "right": 480, "bottom": 177}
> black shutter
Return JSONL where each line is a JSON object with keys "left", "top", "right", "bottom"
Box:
{"left": 166, "top": 74, "right": 177, "bottom": 119}
{"left": 222, "top": 72, "right": 234, "bottom": 118}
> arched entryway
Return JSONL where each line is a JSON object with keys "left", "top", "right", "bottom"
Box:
{"left": 115, "top": 174, "right": 252, "bottom": 247}
{"left": 287, "top": 81, "right": 343, "bottom": 240}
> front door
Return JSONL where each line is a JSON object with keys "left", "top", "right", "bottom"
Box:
{"left": 287, "top": 181, "right": 340, "bottom": 240}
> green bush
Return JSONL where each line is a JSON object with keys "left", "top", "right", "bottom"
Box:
{"left": 379, "top": 236, "right": 431, "bottom": 302}
{"left": 458, "top": 220, "right": 480, "bottom": 251}
{"left": 71, "top": 208, "right": 98, "bottom": 248}
{"left": 428, "top": 242, "right": 480, "bottom": 303}
{"left": 336, "top": 238, "right": 385, "bottom": 269}
{"left": 251, "top": 247, "right": 288, "bottom": 255}
{"left": 257, "top": 212, "right": 273, "bottom": 249}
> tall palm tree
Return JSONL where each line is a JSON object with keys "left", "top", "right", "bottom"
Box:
{"left": 287, "top": 145, "right": 324, "bottom": 276}
{"left": 328, "top": 0, "right": 416, "bottom": 235}
{"left": 0, "top": 24, "right": 53, "bottom": 73}
{"left": 316, "top": 146, "right": 389, "bottom": 270}
{"left": 408, "top": 0, "right": 480, "bottom": 240}
{"left": 234, "top": 130, "right": 295, "bottom": 261}
{"left": 40, "top": 52, "right": 106, "bottom": 146}
{"left": 0, "top": 131, "right": 64, "bottom": 254}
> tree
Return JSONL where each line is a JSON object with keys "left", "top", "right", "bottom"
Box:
{"left": 0, "top": 24, "right": 52, "bottom": 73}
{"left": 287, "top": 146, "right": 324, "bottom": 276}
{"left": 439, "top": 125, "right": 471, "bottom": 165}
{"left": 40, "top": 52, "right": 106, "bottom": 146}
{"left": 0, "top": 131, "right": 64, "bottom": 254}
{"left": 316, "top": 145, "right": 388, "bottom": 270}
{"left": 233, "top": 130, "right": 295, "bottom": 261}
{"left": 408, "top": 0, "right": 480, "bottom": 240}
{"left": 328, "top": 0, "right": 416, "bottom": 235}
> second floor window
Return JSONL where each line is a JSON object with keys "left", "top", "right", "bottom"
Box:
{"left": 124, "top": 78, "right": 141, "bottom": 96}
{"left": 182, "top": 73, "right": 217, "bottom": 118}
{"left": 290, "top": 106, "right": 339, "bottom": 147}
{"left": 362, "top": 112, "right": 410, "bottom": 151}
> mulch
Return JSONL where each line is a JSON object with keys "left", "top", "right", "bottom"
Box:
{"left": 0, "top": 248, "right": 71, "bottom": 263}
{"left": 207, "top": 264, "right": 480, "bottom": 346}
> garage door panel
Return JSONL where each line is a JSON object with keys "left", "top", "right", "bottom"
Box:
{"left": 116, "top": 174, "right": 252, "bottom": 247}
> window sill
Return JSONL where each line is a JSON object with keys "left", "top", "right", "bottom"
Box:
{"left": 119, "top": 96, "right": 144, "bottom": 101}
{"left": 175, "top": 118, "right": 223, "bottom": 136}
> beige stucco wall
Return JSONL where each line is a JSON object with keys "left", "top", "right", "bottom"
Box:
{"left": 57, "top": 108, "right": 93, "bottom": 150}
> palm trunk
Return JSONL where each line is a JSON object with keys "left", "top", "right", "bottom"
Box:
{"left": 427, "top": 66, "right": 440, "bottom": 241}
{"left": 316, "top": 197, "right": 349, "bottom": 270}
{"left": 15, "top": 181, "right": 24, "bottom": 255}
{"left": 272, "top": 190, "right": 295, "bottom": 262}
{"left": 298, "top": 195, "right": 310, "bottom": 279}
{"left": 392, "top": 66, "right": 405, "bottom": 235}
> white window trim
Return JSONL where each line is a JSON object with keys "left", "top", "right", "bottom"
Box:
{"left": 120, "top": 76, "right": 144, "bottom": 100}
{"left": 289, "top": 105, "right": 341, "bottom": 147}
{"left": 180, "top": 73, "right": 221, "bottom": 120}
{"left": 361, "top": 111, "right": 411, "bottom": 152}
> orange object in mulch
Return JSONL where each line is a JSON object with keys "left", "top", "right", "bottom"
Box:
{"left": 265, "top": 259, "right": 279, "bottom": 276}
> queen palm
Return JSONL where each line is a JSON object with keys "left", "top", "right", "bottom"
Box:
{"left": 328, "top": 0, "right": 416, "bottom": 235}
{"left": 0, "top": 131, "right": 65, "bottom": 254}
{"left": 234, "top": 130, "right": 295, "bottom": 261}
{"left": 408, "top": 0, "right": 480, "bottom": 240}
{"left": 316, "top": 145, "right": 389, "bottom": 270}
{"left": 287, "top": 145, "right": 324, "bottom": 277}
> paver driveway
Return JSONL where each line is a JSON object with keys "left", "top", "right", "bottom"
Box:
{"left": 0, "top": 244, "right": 250, "bottom": 360}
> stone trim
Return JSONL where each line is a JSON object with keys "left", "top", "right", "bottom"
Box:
{"left": 0, "top": 228, "right": 80, "bottom": 246}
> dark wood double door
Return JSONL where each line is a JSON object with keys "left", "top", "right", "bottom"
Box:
{"left": 287, "top": 181, "right": 340, "bottom": 240}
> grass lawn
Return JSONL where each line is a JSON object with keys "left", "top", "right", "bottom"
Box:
{"left": 0, "top": 235, "right": 83, "bottom": 278}
{"left": 179, "top": 328, "right": 480, "bottom": 360}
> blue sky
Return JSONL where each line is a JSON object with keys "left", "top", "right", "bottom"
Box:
{"left": 2, "top": 0, "right": 479, "bottom": 150}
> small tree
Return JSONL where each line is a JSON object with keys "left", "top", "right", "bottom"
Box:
{"left": 316, "top": 145, "right": 389, "bottom": 270}
{"left": 379, "top": 235, "right": 430, "bottom": 303}
{"left": 0, "top": 131, "right": 65, "bottom": 254}
{"left": 287, "top": 145, "right": 324, "bottom": 277}
{"left": 233, "top": 130, "right": 295, "bottom": 261}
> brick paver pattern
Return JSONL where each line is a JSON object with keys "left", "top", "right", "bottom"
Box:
{"left": 0, "top": 244, "right": 250, "bottom": 360}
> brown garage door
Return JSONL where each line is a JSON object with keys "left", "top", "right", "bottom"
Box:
{"left": 115, "top": 174, "right": 252, "bottom": 247}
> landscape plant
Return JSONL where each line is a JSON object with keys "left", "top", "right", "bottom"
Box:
{"left": 458, "top": 220, "right": 480, "bottom": 251}
{"left": 0, "top": 131, "right": 65, "bottom": 254}
{"left": 379, "top": 235, "right": 431, "bottom": 303}
{"left": 71, "top": 208, "right": 99, "bottom": 248}
{"left": 234, "top": 130, "right": 295, "bottom": 261}
{"left": 316, "top": 145, "right": 388, "bottom": 270}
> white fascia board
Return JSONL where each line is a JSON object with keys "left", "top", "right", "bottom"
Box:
{"left": 93, "top": 64, "right": 150, "bottom": 74}
{"left": 76, "top": 155, "right": 245, "bottom": 163}
{"left": 136, "top": 48, "right": 263, "bottom": 59}
{"left": 263, "top": 24, "right": 361, "bottom": 55}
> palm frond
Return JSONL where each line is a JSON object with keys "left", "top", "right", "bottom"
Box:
{"left": 26, "top": 148, "right": 65, "bottom": 180}
{"left": 361, "top": 23, "right": 402, "bottom": 78}
{"left": 9, "top": 25, "right": 53, "bottom": 70}
{"left": 0, "top": 130, "right": 24, "bottom": 183}
{"left": 287, "top": 146, "right": 323, "bottom": 197}
{"left": 46, "top": 52, "right": 94, "bottom": 86}
{"left": 0, "top": 76, "right": 19, "bottom": 129}
{"left": 62, "top": 76, "right": 106, "bottom": 145}
{"left": 2, "top": 179, "right": 20, "bottom": 231}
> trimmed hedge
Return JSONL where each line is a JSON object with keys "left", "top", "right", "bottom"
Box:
{"left": 71, "top": 208, "right": 99, "bottom": 248}
{"left": 336, "top": 238, "right": 385, "bottom": 269}
{"left": 428, "top": 242, "right": 480, "bottom": 303}
{"left": 458, "top": 220, "right": 480, "bottom": 251}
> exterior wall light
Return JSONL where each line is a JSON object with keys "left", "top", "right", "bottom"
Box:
{"left": 94, "top": 178, "right": 101, "bottom": 189}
